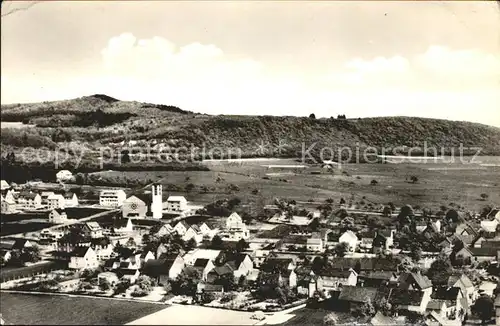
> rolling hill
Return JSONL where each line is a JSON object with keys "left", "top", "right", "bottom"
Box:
{"left": 2, "top": 94, "right": 500, "bottom": 161}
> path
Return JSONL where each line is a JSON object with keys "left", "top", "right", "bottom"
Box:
{"left": 1, "top": 208, "right": 119, "bottom": 240}
{"left": 256, "top": 303, "right": 307, "bottom": 325}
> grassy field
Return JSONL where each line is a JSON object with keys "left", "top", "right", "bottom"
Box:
{"left": 0, "top": 292, "right": 167, "bottom": 325}
{"left": 94, "top": 158, "right": 500, "bottom": 213}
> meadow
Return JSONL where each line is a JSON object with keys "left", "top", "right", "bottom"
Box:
{"left": 0, "top": 292, "right": 167, "bottom": 325}
{"left": 94, "top": 158, "right": 500, "bottom": 213}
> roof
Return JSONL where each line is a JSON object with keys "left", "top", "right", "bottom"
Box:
{"left": 398, "top": 272, "right": 432, "bottom": 290}
{"left": 194, "top": 258, "right": 210, "bottom": 268}
{"left": 329, "top": 257, "right": 401, "bottom": 271}
{"left": 469, "top": 247, "right": 498, "bottom": 257}
{"left": 63, "top": 192, "right": 76, "bottom": 199}
{"left": 359, "top": 271, "right": 396, "bottom": 281}
{"left": 119, "top": 268, "right": 139, "bottom": 276}
{"left": 261, "top": 257, "right": 294, "bottom": 273}
{"left": 320, "top": 269, "right": 354, "bottom": 279}
{"left": 167, "top": 196, "right": 187, "bottom": 202}
{"left": 47, "top": 194, "right": 65, "bottom": 200}
{"left": 70, "top": 246, "right": 91, "bottom": 257}
{"left": 84, "top": 222, "right": 102, "bottom": 231}
{"left": 427, "top": 299, "right": 454, "bottom": 310}
{"left": 12, "top": 239, "right": 30, "bottom": 250}
{"left": 388, "top": 288, "right": 424, "bottom": 306}
{"left": 18, "top": 191, "right": 39, "bottom": 199}
{"left": 41, "top": 191, "right": 55, "bottom": 197}
{"left": 51, "top": 208, "right": 66, "bottom": 214}
{"left": 124, "top": 195, "right": 147, "bottom": 205}
{"left": 210, "top": 264, "right": 234, "bottom": 276}
{"left": 338, "top": 285, "right": 379, "bottom": 303}
{"left": 143, "top": 255, "right": 180, "bottom": 276}
{"left": 0, "top": 241, "right": 14, "bottom": 250}
{"left": 447, "top": 273, "right": 474, "bottom": 289}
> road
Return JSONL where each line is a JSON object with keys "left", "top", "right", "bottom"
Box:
{"left": 1, "top": 208, "right": 120, "bottom": 240}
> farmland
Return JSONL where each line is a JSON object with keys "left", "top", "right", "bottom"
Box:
{"left": 92, "top": 158, "right": 500, "bottom": 213}
{"left": 0, "top": 292, "right": 167, "bottom": 325}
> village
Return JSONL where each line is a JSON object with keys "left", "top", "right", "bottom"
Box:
{"left": 0, "top": 169, "right": 500, "bottom": 326}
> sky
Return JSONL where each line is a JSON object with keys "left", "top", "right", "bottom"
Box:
{"left": 1, "top": 1, "right": 499, "bottom": 127}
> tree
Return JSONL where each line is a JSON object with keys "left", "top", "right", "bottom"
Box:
{"left": 237, "top": 275, "right": 248, "bottom": 290}
{"left": 480, "top": 193, "right": 489, "bottom": 201}
{"left": 334, "top": 242, "right": 349, "bottom": 257}
{"left": 210, "top": 235, "right": 224, "bottom": 250}
{"left": 136, "top": 275, "right": 153, "bottom": 292}
{"left": 20, "top": 245, "right": 41, "bottom": 263}
{"left": 427, "top": 254, "right": 452, "bottom": 286}
{"left": 236, "top": 239, "right": 249, "bottom": 252}
{"left": 99, "top": 278, "right": 111, "bottom": 291}
{"left": 410, "top": 175, "right": 419, "bottom": 184}
{"left": 125, "top": 237, "right": 137, "bottom": 248}
{"left": 339, "top": 198, "right": 346, "bottom": 205}
{"left": 171, "top": 268, "right": 200, "bottom": 297}
{"left": 409, "top": 243, "right": 422, "bottom": 262}
{"left": 215, "top": 273, "right": 236, "bottom": 292}
{"left": 382, "top": 206, "right": 392, "bottom": 217}
{"left": 370, "top": 179, "right": 378, "bottom": 185}
{"left": 185, "top": 238, "right": 197, "bottom": 251}
{"left": 471, "top": 295, "right": 494, "bottom": 324}
{"left": 185, "top": 183, "right": 195, "bottom": 193}
{"left": 121, "top": 150, "right": 131, "bottom": 164}
{"left": 323, "top": 313, "right": 338, "bottom": 326}
{"left": 309, "top": 113, "right": 316, "bottom": 119}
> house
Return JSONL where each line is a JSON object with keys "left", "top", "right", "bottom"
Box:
{"left": 431, "top": 286, "right": 468, "bottom": 322}
{"left": 155, "top": 224, "right": 174, "bottom": 237}
{"left": 314, "top": 269, "right": 358, "bottom": 296}
{"left": 112, "top": 218, "right": 134, "bottom": 234}
{"left": 183, "top": 248, "right": 222, "bottom": 266}
{"left": 182, "top": 225, "right": 204, "bottom": 244}
{"left": 12, "top": 239, "right": 33, "bottom": 250}
{"left": 173, "top": 221, "right": 189, "bottom": 236}
{"left": 307, "top": 232, "right": 324, "bottom": 252}
{"left": 455, "top": 223, "right": 479, "bottom": 245}
{"left": 338, "top": 230, "right": 359, "bottom": 252}
{"left": 56, "top": 170, "right": 73, "bottom": 182}
{"left": 0, "top": 180, "right": 10, "bottom": 191}
{"left": 150, "top": 184, "right": 163, "bottom": 219}
{"left": 47, "top": 194, "right": 65, "bottom": 210}
{"left": 99, "top": 189, "right": 127, "bottom": 207}
{"left": 97, "top": 271, "right": 120, "bottom": 287}
{"left": 114, "top": 251, "right": 143, "bottom": 270}
{"left": 370, "top": 311, "right": 407, "bottom": 326}
{"left": 261, "top": 257, "right": 296, "bottom": 273}
{"left": 63, "top": 192, "right": 79, "bottom": 207}
{"left": 81, "top": 222, "right": 103, "bottom": 238}
{"left": 92, "top": 240, "right": 116, "bottom": 261}
{"left": 48, "top": 209, "right": 68, "bottom": 224}
{"left": 40, "top": 191, "right": 55, "bottom": 206}
{"left": 386, "top": 288, "right": 428, "bottom": 314}
{"left": 206, "top": 263, "right": 235, "bottom": 284}
{"left": 481, "top": 220, "right": 499, "bottom": 233}
{"left": 329, "top": 257, "right": 401, "bottom": 272}
{"left": 16, "top": 192, "right": 42, "bottom": 209}
{"left": 487, "top": 209, "right": 500, "bottom": 222}
{"left": 214, "top": 252, "right": 254, "bottom": 279}
{"left": 447, "top": 273, "right": 476, "bottom": 302}
{"left": 0, "top": 249, "right": 11, "bottom": 264}
{"left": 469, "top": 247, "right": 498, "bottom": 262}
{"left": 140, "top": 251, "right": 155, "bottom": 266}
{"left": 165, "top": 196, "right": 188, "bottom": 213}
{"left": 397, "top": 272, "right": 432, "bottom": 291}
{"left": 253, "top": 250, "right": 270, "bottom": 268}
{"left": 193, "top": 258, "right": 215, "bottom": 281}
{"left": 222, "top": 212, "right": 250, "bottom": 241}
{"left": 338, "top": 285, "right": 380, "bottom": 311}
{"left": 122, "top": 195, "right": 148, "bottom": 219}
{"left": 426, "top": 299, "right": 457, "bottom": 320}
{"left": 1, "top": 195, "right": 16, "bottom": 214}
{"left": 358, "top": 271, "right": 398, "bottom": 287}
{"left": 142, "top": 254, "right": 185, "bottom": 284}
{"left": 118, "top": 269, "right": 141, "bottom": 284}
{"left": 68, "top": 246, "right": 98, "bottom": 270}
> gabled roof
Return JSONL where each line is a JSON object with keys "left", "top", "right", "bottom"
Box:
{"left": 388, "top": 288, "right": 424, "bottom": 306}
{"left": 143, "top": 255, "right": 181, "bottom": 276}
{"left": 320, "top": 269, "right": 355, "bottom": 279}
{"left": 124, "top": 195, "right": 147, "bottom": 205}
{"left": 63, "top": 192, "right": 76, "bottom": 199}
{"left": 12, "top": 239, "right": 30, "bottom": 250}
{"left": 469, "top": 247, "right": 498, "bottom": 257}
{"left": 51, "top": 208, "right": 66, "bottom": 214}
{"left": 210, "top": 263, "right": 234, "bottom": 276}
{"left": 398, "top": 272, "right": 432, "bottom": 290}
{"left": 447, "top": 273, "right": 474, "bottom": 289}
{"left": 84, "top": 222, "right": 102, "bottom": 231}
{"left": 359, "top": 270, "right": 396, "bottom": 281}
{"left": 329, "top": 257, "right": 401, "bottom": 271}
{"left": 70, "top": 246, "right": 91, "bottom": 257}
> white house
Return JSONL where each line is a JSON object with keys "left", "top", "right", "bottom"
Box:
{"left": 183, "top": 248, "right": 222, "bottom": 266}
{"left": 4, "top": 190, "right": 16, "bottom": 204}
{"left": 56, "top": 170, "right": 73, "bottom": 183}
{"left": 173, "top": 221, "right": 189, "bottom": 236}
{"left": 182, "top": 225, "right": 204, "bottom": 244}
{"left": 339, "top": 230, "right": 359, "bottom": 252}
{"left": 40, "top": 191, "right": 55, "bottom": 206}
{"left": 307, "top": 232, "right": 324, "bottom": 252}
{"left": 47, "top": 194, "right": 65, "bottom": 210}
{"left": 122, "top": 196, "right": 147, "bottom": 219}
{"left": 222, "top": 212, "right": 250, "bottom": 241}
{"left": 155, "top": 224, "right": 174, "bottom": 237}
{"left": 68, "top": 246, "right": 98, "bottom": 270}
{"left": 0, "top": 195, "right": 16, "bottom": 214}
{"left": 81, "top": 222, "right": 104, "bottom": 239}
{"left": 114, "top": 218, "right": 134, "bottom": 234}
{"left": 165, "top": 196, "right": 188, "bottom": 213}
{"left": 99, "top": 189, "right": 127, "bottom": 207}
{"left": 48, "top": 209, "right": 68, "bottom": 224}
{"left": 63, "top": 192, "right": 79, "bottom": 207}
{"left": 0, "top": 180, "right": 10, "bottom": 191}
{"left": 17, "top": 192, "right": 42, "bottom": 209}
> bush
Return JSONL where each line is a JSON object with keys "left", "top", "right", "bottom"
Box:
{"left": 201, "top": 292, "right": 217, "bottom": 304}
{"left": 131, "top": 288, "right": 149, "bottom": 297}
{"left": 220, "top": 293, "right": 236, "bottom": 303}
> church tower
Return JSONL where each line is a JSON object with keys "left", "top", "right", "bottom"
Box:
{"left": 151, "top": 183, "right": 163, "bottom": 219}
